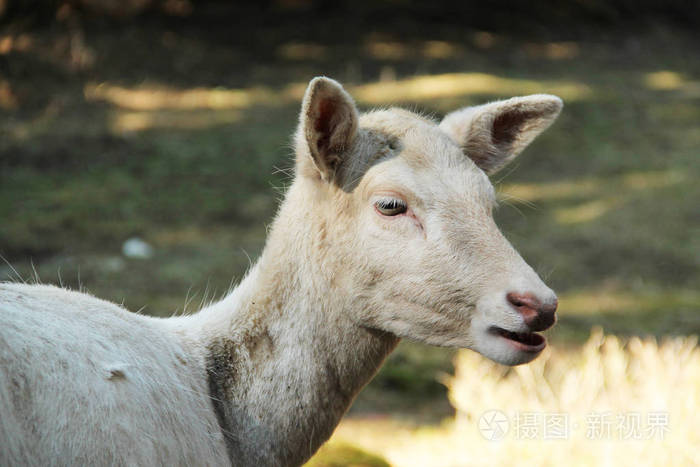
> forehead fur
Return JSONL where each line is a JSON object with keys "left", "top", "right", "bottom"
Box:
{"left": 359, "top": 108, "right": 470, "bottom": 171}
{"left": 359, "top": 108, "right": 437, "bottom": 135}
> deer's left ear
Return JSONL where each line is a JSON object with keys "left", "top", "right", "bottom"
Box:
{"left": 439, "top": 95, "right": 563, "bottom": 175}
{"left": 297, "top": 77, "right": 359, "bottom": 182}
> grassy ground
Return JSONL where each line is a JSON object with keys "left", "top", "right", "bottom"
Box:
{"left": 1, "top": 6, "right": 699, "bottom": 463}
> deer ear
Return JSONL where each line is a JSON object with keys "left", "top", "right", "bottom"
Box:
{"left": 297, "top": 77, "right": 359, "bottom": 181}
{"left": 439, "top": 95, "right": 563, "bottom": 175}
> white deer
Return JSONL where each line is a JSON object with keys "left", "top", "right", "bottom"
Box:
{"left": 0, "top": 77, "right": 562, "bottom": 466}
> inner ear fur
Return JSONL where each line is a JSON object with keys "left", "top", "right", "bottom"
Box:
{"left": 297, "top": 77, "right": 359, "bottom": 182}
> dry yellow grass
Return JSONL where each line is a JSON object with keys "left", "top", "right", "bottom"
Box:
{"left": 319, "top": 329, "right": 700, "bottom": 466}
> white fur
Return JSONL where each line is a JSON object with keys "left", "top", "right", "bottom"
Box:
{"left": 0, "top": 77, "right": 562, "bottom": 466}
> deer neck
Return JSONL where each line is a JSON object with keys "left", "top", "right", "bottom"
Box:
{"left": 187, "top": 182, "right": 399, "bottom": 466}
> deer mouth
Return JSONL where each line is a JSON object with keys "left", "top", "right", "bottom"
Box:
{"left": 489, "top": 326, "right": 546, "bottom": 353}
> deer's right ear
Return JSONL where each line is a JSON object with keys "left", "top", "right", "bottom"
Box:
{"left": 296, "top": 77, "right": 359, "bottom": 182}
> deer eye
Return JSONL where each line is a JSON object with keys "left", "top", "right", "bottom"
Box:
{"left": 375, "top": 197, "right": 407, "bottom": 216}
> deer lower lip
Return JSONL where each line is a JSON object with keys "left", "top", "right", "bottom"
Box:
{"left": 489, "top": 326, "right": 546, "bottom": 352}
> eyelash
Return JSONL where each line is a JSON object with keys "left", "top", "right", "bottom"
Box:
{"left": 375, "top": 198, "right": 408, "bottom": 216}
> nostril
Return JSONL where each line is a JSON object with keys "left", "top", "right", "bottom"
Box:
{"left": 506, "top": 292, "right": 541, "bottom": 312}
{"left": 507, "top": 292, "right": 558, "bottom": 331}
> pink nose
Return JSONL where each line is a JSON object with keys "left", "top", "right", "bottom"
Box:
{"left": 506, "top": 292, "right": 558, "bottom": 331}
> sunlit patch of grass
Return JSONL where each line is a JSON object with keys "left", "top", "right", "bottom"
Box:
{"left": 318, "top": 330, "right": 700, "bottom": 466}
{"left": 352, "top": 73, "right": 593, "bottom": 104}
{"left": 84, "top": 83, "right": 272, "bottom": 111}
{"left": 560, "top": 288, "right": 700, "bottom": 316}
{"left": 443, "top": 329, "right": 700, "bottom": 466}
{"left": 499, "top": 170, "right": 685, "bottom": 204}
{"left": 498, "top": 169, "right": 689, "bottom": 224}
{"left": 84, "top": 83, "right": 277, "bottom": 132}
{"left": 521, "top": 41, "right": 580, "bottom": 60}
{"left": 644, "top": 71, "right": 700, "bottom": 97}
{"left": 364, "top": 40, "right": 413, "bottom": 60}
{"left": 80, "top": 82, "right": 306, "bottom": 133}
{"left": 421, "top": 41, "right": 460, "bottom": 59}
{"left": 645, "top": 71, "right": 685, "bottom": 90}
{"left": 112, "top": 109, "right": 242, "bottom": 132}
{"left": 554, "top": 198, "right": 620, "bottom": 224}
{"left": 69, "top": 70, "right": 597, "bottom": 136}
{"left": 83, "top": 70, "right": 595, "bottom": 124}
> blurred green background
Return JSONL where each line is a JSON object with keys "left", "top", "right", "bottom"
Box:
{"left": 1, "top": 1, "right": 699, "bottom": 464}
